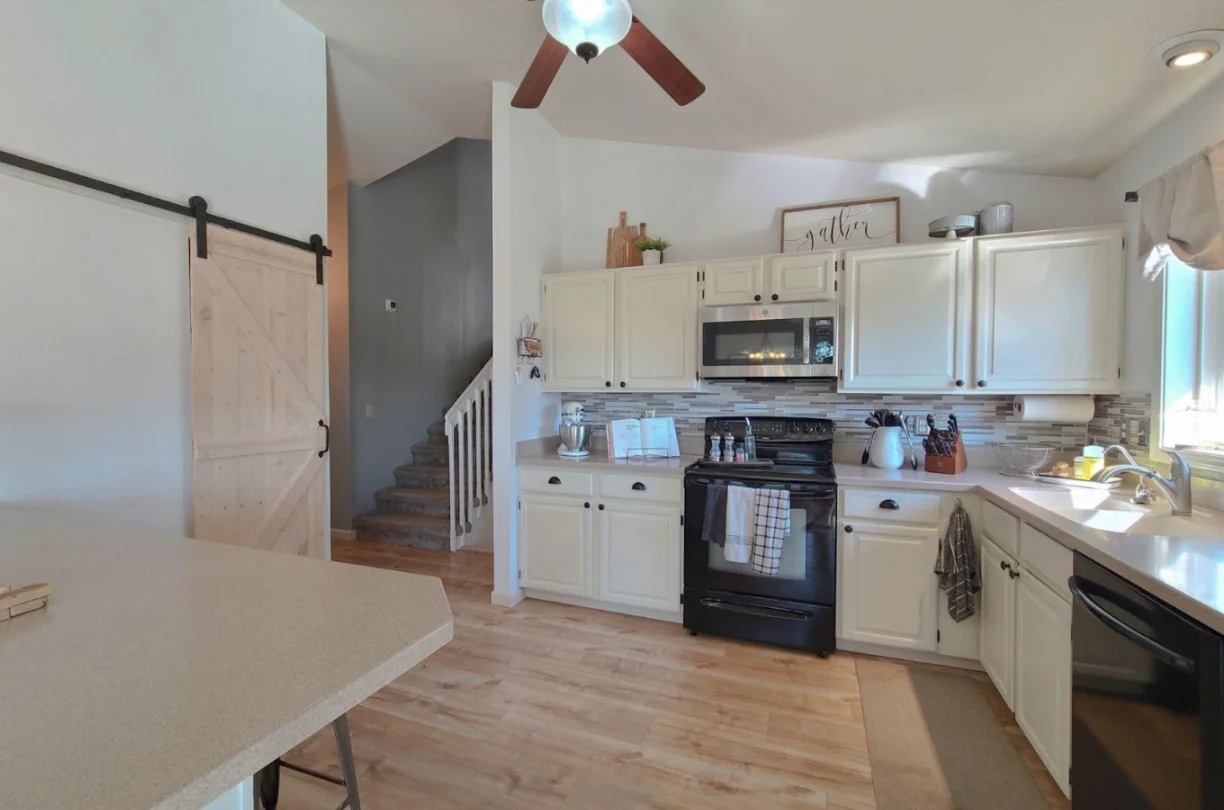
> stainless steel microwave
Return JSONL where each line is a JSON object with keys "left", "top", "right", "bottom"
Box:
{"left": 699, "top": 301, "right": 838, "bottom": 380}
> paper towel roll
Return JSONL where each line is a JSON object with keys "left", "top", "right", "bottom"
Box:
{"left": 1013, "top": 395, "right": 1095, "bottom": 424}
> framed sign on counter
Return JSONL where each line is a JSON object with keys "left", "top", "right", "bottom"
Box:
{"left": 781, "top": 196, "right": 900, "bottom": 252}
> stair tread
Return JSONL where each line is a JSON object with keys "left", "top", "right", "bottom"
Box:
{"left": 375, "top": 487, "right": 449, "bottom": 502}
{"left": 395, "top": 464, "right": 448, "bottom": 474}
{"left": 354, "top": 513, "right": 451, "bottom": 531}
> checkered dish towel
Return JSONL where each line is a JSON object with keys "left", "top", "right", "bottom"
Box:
{"left": 751, "top": 489, "right": 791, "bottom": 576}
{"left": 934, "top": 499, "right": 981, "bottom": 622}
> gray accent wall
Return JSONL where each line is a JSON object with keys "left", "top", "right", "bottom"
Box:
{"left": 348, "top": 138, "right": 492, "bottom": 518}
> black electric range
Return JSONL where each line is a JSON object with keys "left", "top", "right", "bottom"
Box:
{"left": 682, "top": 416, "right": 837, "bottom": 656}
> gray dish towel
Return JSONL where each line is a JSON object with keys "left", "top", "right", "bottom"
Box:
{"left": 934, "top": 499, "right": 981, "bottom": 622}
{"left": 701, "top": 482, "right": 727, "bottom": 547}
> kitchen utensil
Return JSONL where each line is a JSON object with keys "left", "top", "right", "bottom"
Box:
{"left": 987, "top": 442, "right": 1054, "bottom": 477}
{"left": 561, "top": 401, "right": 585, "bottom": 422}
{"left": 928, "top": 214, "right": 977, "bottom": 239}
{"left": 606, "top": 211, "right": 646, "bottom": 268}
{"left": 862, "top": 430, "right": 876, "bottom": 465}
{"left": 948, "top": 413, "right": 959, "bottom": 437}
{"left": 900, "top": 415, "right": 919, "bottom": 470}
{"left": 926, "top": 414, "right": 937, "bottom": 434}
{"left": 557, "top": 423, "right": 592, "bottom": 458}
{"left": 865, "top": 416, "right": 881, "bottom": 428}
{"left": 977, "top": 202, "right": 1015, "bottom": 235}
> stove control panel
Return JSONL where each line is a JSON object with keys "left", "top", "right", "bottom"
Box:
{"left": 705, "top": 417, "right": 833, "bottom": 440}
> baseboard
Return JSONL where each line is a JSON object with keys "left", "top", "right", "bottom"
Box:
{"left": 331, "top": 528, "right": 357, "bottom": 541}
{"left": 522, "top": 589, "right": 682, "bottom": 624}
{"left": 490, "top": 589, "right": 525, "bottom": 608}
{"left": 836, "top": 638, "right": 984, "bottom": 671}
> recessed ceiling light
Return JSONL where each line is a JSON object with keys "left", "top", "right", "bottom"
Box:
{"left": 1165, "top": 40, "right": 1218, "bottom": 69}
{"left": 1152, "top": 30, "right": 1224, "bottom": 71}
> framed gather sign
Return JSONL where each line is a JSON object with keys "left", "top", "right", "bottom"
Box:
{"left": 780, "top": 196, "right": 900, "bottom": 252}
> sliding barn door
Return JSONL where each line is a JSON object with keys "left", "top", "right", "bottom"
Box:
{"left": 189, "top": 227, "right": 326, "bottom": 558}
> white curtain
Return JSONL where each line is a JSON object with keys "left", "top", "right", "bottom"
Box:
{"left": 1140, "top": 138, "right": 1224, "bottom": 278}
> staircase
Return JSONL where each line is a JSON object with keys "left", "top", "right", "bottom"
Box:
{"left": 353, "top": 360, "right": 492, "bottom": 550}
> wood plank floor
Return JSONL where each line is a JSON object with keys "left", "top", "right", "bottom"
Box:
{"left": 275, "top": 541, "right": 1067, "bottom": 810}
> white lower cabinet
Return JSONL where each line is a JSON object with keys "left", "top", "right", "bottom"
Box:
{"left": 839, "top": 521, "right": 940, "bottom": 651}
{"left": 518, "top": 469, "right": 682, "bottom": 616}
{"left": 1015, "top": 568, "right": 1072, "bottom": 797}
{"left": 978, "top": 536, "right": 1017, "bottom": 708}
{"left": 518, "top": 495, "right": 593, "bottom": 597}
{"left": 597, "top": 500, "right": 681, "bottom": 612}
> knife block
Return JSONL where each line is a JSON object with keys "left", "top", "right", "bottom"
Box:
{"left": 924, "top": 436, "right": 968, "bottom": 475}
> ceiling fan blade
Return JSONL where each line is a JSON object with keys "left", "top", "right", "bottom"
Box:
{"left": 512, "top": 36, "right": 568, "bottom": 109}
{"left": 620, "top": 17, "right": 706, "bottom": 106}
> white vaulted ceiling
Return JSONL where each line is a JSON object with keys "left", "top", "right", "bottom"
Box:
{"left": 285, "top": 0, "right": 1224, "bottom": 184}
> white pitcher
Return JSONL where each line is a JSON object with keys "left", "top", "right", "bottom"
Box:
{"left": 869, "top": 426, "right": 905, "bottom": 470}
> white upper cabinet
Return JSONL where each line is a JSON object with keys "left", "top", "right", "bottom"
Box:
{"left": 768, "top": 251, "right": 837, "bottom": 302}
{"left": 701, "top": 258, "right": 765, "bottom": 305}
{"left": 841, "top": 241, "right": 972, "bottom": 393}
{"left": 974, "top": 227, "right": 1123, "bottom": 394}
{"left": 542, "top": 272, "right": 616, "bottom": 392}
{"left": 616, "top": 265, "right": 698, "bottom": 391}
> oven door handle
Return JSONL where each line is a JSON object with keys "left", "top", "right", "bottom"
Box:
{"left": 1069, "top": 577, "right": 1196, "bottom": 675}
{"left": 699, "top": 598, "right": 813, "bottom": 621}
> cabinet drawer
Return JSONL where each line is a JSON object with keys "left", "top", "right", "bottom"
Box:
{"left": 842, "top": 488, "right": 941, "bottom": 526}
{"left": 520, "top": 468, "right": 594, "bottom": 497}
{"left": 982, "top": 501, "right": 1020, "bottom": 555}
{"left": 1020, "top": 522, "right": 1072, "bottom": 602}
{"left": 598, "top": 473, "right": 682, "bottom": 505}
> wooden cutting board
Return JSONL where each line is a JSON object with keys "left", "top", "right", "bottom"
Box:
{"left": 606, "top": 211, "right": 647, "bottom": 269}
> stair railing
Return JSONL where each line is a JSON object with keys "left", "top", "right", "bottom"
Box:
{"left": 444, "top": 358, "right": 493, "bottom": 547}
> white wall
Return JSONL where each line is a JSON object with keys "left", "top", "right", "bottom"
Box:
{"left": 328, "top": 183, "right": 353, "bottom": 531}
{"left": 559, "top": 138, "right": 1100, "bottom": 271}
{"left": 491, "top": 82, "right": 562, "bottom": 603}
{"left": 0, "top": 0, "right": 326, "bottom": 534}
{"left": 1095, "top": 74, "right": 1224, "bottom": 396}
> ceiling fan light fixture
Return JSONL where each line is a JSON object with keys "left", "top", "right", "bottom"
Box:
{"left": 541, "top": 0, "right": 633, "bottom": 62}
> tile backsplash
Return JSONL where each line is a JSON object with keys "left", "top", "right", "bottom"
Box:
{"left": 569, "top": 381, "right": 1153, "bottom": 451}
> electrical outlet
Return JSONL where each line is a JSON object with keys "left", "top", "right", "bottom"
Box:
{"left": 913, "top": 415, "right": 931, "bottom": 436}
{"left": 365, "top": 405, "right": 374, "bottom": 418}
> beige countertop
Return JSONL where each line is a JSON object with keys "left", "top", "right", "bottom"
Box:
{"left": 0, "top": 508, "right": 454, "bottom": 810}
{"left": 836, "top": 464, "right": 1224, "bottom": 635}
{"left": 517, "top": 445, "right": 701, "bottom": 478}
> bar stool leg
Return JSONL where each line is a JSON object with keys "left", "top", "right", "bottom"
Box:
{"left": 332, "top": 713, "right": 362, "bottom": 810}
{"left": 256, "top": 759, "right": 280, "bottom": 810}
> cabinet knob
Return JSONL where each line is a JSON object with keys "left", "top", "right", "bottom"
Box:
{"left": 955, "top": 379, "right": 965, "bottom": 387}
{"left": 754, "top": 295, "right": 761, "bottom": 302}
{"left": 585, "top": 502, "right": 590, "bottom": 509}
{"left": 1009, "top": 569, "right": 1020, "bottom": 579}
{"left": 620, "top": 382, "right": 627, "bottom": 388}
{"left": 605, "top": 381, "right": 612, "bottom": 388}
{"left": 632, "top": 482, "right": 647, "bottom": 491}
{"left": 844, "top": 525, "right": 853, "bottom": 533}
{"left": 977, "top": 380, "right": 987, "bottom": 388}
{"left": 771, "top": 294, "right": 779, "bottom": 301}
{"left": 598, "top": 504, "right": 605, "bottom": 511}
{"left": 1000, "top": 560, "right": 1011, "bottom": 571}
{"left": 548, "top": 476, "right": 561, "bottom": 485}
{"left": 879, "top": 499, "right": 900, "bottom": 510}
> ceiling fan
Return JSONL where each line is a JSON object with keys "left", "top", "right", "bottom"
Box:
{"left": 512, "top": 0, "right": 706, "bottom": 109}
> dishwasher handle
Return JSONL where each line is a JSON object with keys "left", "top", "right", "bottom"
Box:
{"left": 1069, "top": 576, "right": 1196, "bottom": 675}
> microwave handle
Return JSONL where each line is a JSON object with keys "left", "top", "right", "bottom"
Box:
{"left": 802, "top": 316, "right": 812, "bottom": 367}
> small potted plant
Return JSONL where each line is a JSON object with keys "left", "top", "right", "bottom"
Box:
{"left": 636, "top": 236, "right": 672, "bottom": 266}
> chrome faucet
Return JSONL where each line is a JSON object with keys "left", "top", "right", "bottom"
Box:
{"left": 1091, "top": 447, "right": 1193, "bottom": 516}
{"left": 1097, "top": 444, "right": 1157, "bottom": 505}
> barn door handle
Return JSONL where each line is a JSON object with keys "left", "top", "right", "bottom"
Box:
{"left": 319, "top": 420, "right": 330, "bottom": 458}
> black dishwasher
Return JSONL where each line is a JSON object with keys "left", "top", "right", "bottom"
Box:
{"left": 1069, "top": 554, "right": 1224, "bottom": 809}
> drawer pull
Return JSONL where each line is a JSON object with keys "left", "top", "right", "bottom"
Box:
{"left": 879, "top": 499, "right": 900, "bottom": 510}
{"left": 632, "top": 482, "right": 647, "bottom": 491}
{"left": 548, "top": 476, "right": 561, "bottom": 485}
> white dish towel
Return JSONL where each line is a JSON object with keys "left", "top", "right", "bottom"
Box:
{"left": 723, "top": 485, "right": 758, "bottom": 564}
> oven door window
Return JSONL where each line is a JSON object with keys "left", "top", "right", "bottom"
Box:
{"left": 707, "top": 507, "right": 808, "bottom": 580}
{"left": 703, "top": 318, "right": 805, "bottom": 366}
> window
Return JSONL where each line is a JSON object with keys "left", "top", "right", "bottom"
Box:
{"left": 1160, "top": 257, "right": 1224, "bottom": 465}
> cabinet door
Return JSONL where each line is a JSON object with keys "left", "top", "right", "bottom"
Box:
{"left": 616, "top": 265, "right": 698, "bottom": 391}
{"left": 974, "top": 227, "right": 1123, "bottom": 394}
{"left": 978, "top": 536, "right": 1018, "bottom": 709}
{"left": 702, "top": 258, "right": 765, "bottom": 306}
{"left": 767, "top": 251, "right": 836, "bottom": 302}
{"left": 841, "top": 242, "right": 972, "bottom": 393}
{"left": 1015, "top": 571, "right": 1072, "bottom": 796}
{"left": 542, "top": 272, "right": 615, "bottom": 392}
{"left": 597, "top": 500, "right": 681, "bottom": 612}
{"left": 839, "top": 521, "right": 940, "bottom": 650}
{"left": 518, "top": 495, "right": 593, "bottom": 597}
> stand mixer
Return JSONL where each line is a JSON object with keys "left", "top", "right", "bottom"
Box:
{"left": 557, "top": 401, "right": 591, "bottom": 458}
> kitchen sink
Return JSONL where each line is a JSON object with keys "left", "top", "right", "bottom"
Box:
{"left": 1009, "top": 487, "right": 1224, "bottom": 539}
